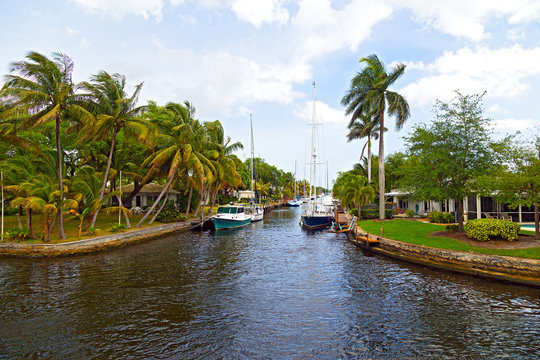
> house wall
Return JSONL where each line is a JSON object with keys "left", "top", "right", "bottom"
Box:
{"left": 130, "top": 193, "right": 178, "bottom": 208}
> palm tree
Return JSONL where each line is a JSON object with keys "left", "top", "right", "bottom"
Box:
{"left": 203, "top": 120, "right": 243, "bottom": 215}
{"left": 346, "top": 113, "right": 386, "bottom": 183}
{"left": 340, "top": 174, "right": 375, "bottom": 212}
{"left": 1, "top": 52, "right": 92, "bottom": 238}
{"left": 78, "top": 71, "right": 150, "bottom": 228}
{"left": 137, "top": 106, "right": 217, "bottom": 227}
{"left": 342, "top": 54, "right": 410, "bottom": 219}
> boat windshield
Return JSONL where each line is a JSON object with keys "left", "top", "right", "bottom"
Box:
{"left": 217, "top": 207, "right": 238, "bottom": 214}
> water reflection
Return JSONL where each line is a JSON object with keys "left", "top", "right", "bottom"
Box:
{"left": 0, "top": 207, "right": 538, "bottom": 359}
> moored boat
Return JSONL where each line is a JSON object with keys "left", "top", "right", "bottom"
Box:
{"left": 246, "top": 204, "right": 264, "bottom": 222}
{"left": 213, "top": 205, "right": 251, "bottom": 230}
{"left": 301, "top": 82, "right": 334, "bottom": 229}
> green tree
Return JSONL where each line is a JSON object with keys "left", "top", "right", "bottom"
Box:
{"left": 79, "top": 71, "right": 149, "bottom": 228}
{"left": 342, "top": 54, "right": 410, "bottom": 219}
{"left": 1, "top": 51, "right": 92, "bottom": 239}
{"left": 346, "top": 113, "right": 385, "bottom": 183}
{"left": 339, "top": 174, "right": 375, "bottom": 212}
{"left": 401, "top": 92, "right": 502, "bottom": 233}
{"left": 477, "top": 137, "right": 540, "bottom": 239}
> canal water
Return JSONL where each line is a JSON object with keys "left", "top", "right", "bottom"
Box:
{"left": 0, "top": 208, "right": 539, "bottom": 359}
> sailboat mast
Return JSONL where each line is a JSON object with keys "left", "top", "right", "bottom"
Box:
{"left": 250, "top": 113, "right": 254, "bottom": 194}
{"left": 309, "top": 82, "right": 316, "bottom": 201}
{"left": 294, "top": 160, "right": 297, "bottom": 199}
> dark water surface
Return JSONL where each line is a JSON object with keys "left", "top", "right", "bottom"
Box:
{"left": 1, "top": 208, "right": 539, "bottom": 359}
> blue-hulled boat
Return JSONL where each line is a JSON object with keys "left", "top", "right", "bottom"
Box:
{"left": 213, "top": 205, "right": 251, "bottom": 230}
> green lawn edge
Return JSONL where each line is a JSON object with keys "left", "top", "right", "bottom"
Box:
{"left": 357, "top": 219, "right": 540, "bottom": 260}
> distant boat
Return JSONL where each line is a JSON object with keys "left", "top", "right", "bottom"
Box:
{"left": 288, "top": 160, "right": 302, "bottom": 207}
{"left": 213, "top": 204, "right": 251, "bottom": 230}
{"left": 247, "top": 114, "right": 264, "bottom": 222}
{"left": 301, "top": 82, "right": 334, "bottom": 229}
{"left": 287, "top": 199, "right": 302, "bottom": 207}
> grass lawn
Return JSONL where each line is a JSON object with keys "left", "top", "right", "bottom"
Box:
{"left": 0, "top": 207, "right": 216, "bottom": 244}
{"left": 358, "top": 219, "right": 540, "bottom": 260}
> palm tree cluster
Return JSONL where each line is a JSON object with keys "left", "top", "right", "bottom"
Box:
{"left": 341, "top": 54, "right": 410, "bottom": 219}
{"left": 0, "top": 51, "right": 247, "bottom": 241}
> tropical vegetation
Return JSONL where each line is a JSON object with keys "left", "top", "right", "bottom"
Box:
{"left": 0, "top": 51, "right": 300, "bottom": 242}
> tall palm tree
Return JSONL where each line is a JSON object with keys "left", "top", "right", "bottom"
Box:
{"left": 347, "top": 113, "right": 386, "bottom": 183}
{"left": 1, "top": 51, "right": 92, "bottom": 238}
{"left": 342, "top": 54, "right": 410, "bottom": 219}
{"left": 78, "top": 71, "right": 150, "bottom": 228}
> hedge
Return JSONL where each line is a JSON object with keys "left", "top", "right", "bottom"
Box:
{"left": 358, "top": 209, "right": 394, "bottom": 219}
{"left": 464, "top": 218, "right": 521, "bottom": 242}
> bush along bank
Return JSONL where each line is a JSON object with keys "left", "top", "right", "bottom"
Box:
{"left": 465, "top": 219, "right": 521, "bottom": 242}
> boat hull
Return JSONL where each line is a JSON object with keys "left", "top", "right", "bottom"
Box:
{"left": 213, "top": 218, "right": 251, "bottom": 230}
{"left": 251, "top": 211, "right": 264, "bottom": 222}
{"left": 301, "top": 215, "right": 333, "bottom": 229}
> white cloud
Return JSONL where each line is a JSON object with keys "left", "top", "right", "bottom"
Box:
{"left": 69, "top": 0, "right": 164, "bottom": 21}
{"left": 488, "top": 104, "right": 508, "bottom": 114}
{"left": 291, "top": 0, "right": 393, "bottom": 61}
{"left": 294, "top": 99, "right": 348, "bottom": 126}
{"left": 114, "top": 47, "right": 311, "bottom": 116}
{"left": 65, "top": 27, "right": 80, "bottom": 35}
{"left": 395, "top": 0, "right": 540, "bottom": 41}
{"left": 230, "top": 0, "right": 289, "bottom": 27}
{"left": 401, "top": 45, "right": 540, "bottom": 107}
{"left": 490, "top": 118, "right": 539, "bottom": 131}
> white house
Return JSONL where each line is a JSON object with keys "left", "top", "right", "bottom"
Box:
{"left": 386, "top": 189, "right": 534, "bottom": 222}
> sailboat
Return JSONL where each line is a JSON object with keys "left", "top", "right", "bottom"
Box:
{"left": 246, "top": 114, "right": 264, "bottom": 222}
{"left": 287, "top": 160, "right": 301, "bottom": 207}
{"left": 300, "top": 82, "right": 334, "bottom": 229}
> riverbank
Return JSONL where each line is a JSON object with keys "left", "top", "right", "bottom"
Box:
{"left": 0, "top": 219, "right": 208, "bottom": 257}
{"left": 347, "top": 222, "right": 540, "bottom": 287}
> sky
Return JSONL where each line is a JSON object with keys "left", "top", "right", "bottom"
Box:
{"left": 1, "top": 0, "right": 540, "bottom": 186}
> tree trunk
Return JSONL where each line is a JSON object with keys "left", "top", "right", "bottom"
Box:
{"left": 149, "top": 190, "right": 170, "bottom": 225}
{"left": 193, "top": 184, "right": 207, "bottom": 217}
{"left": 90, "top": 126, "right": 118, "bottom": 228}
{"left": 208, "top": 188, "right": 218, "bottom": 216}
{"left": 367, "top": 136, "right": 372, "bottom": 183}
{"left": 136, "top": 174, "right": 175, "bottom": 227}
{"left": 16, "top": 206, "right": 22, "bottom": 230}
{"left": 185, "top": 184, "right": 193, "bottom": 217}
{"left": 56, "top": 115, "right": 66, "bottom": 239}
{"left": 378, "top": 110, "right": 385, "bottom": 220}
{"left": 123, "top": 179, "right": 144, "bottom": 207}
{"left": 457, "top": 198, "right": 464, "bottom": 233}
{"left": 26, "top": 208, "right": 35, "bottom": 238}
{"left": 535, "top": 204, "right": 539, "bottom": 240}
{"left": 117, "top": 195, "right": 131, "bottom": 229}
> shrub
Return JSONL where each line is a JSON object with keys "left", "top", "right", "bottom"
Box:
{"left": 156, "top": 202, "right": 187, "bottom": 223}
{"left": 445, "top": 224, "right": 459, "bottom": 232}
{"left": 107, "top": 223, "right": 126, "bottom": 233}
{"left": 428, "top": 211, "right": 454, "bottom": 223}
{"left": 359, "top": 209, "right": 393, "bottom": 219}
{"left": 88, "top": 227, "right": 100, "bottom": 236}
{"left": 405, "top": 209, "right": 415, "bottom": 217}
{"left": 465, "top": 219, "right": 520, "bottom": 242}
{"left": 5, "top": 227, "right": 31, "bottom": 242}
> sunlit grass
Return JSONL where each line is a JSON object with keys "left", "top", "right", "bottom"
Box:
{"left": 358, "top": 219, "right": 540, "bottom": 260}
{"left": 0, "top": 208, "right": 213, "bottom": 244}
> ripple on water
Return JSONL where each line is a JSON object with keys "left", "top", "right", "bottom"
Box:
{"left": 0, "top": 208, "right": 539, "bottom": 359}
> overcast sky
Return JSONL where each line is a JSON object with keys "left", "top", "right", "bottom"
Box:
{"left": 2, "top": 0, "right": 540, "bottom": 185}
